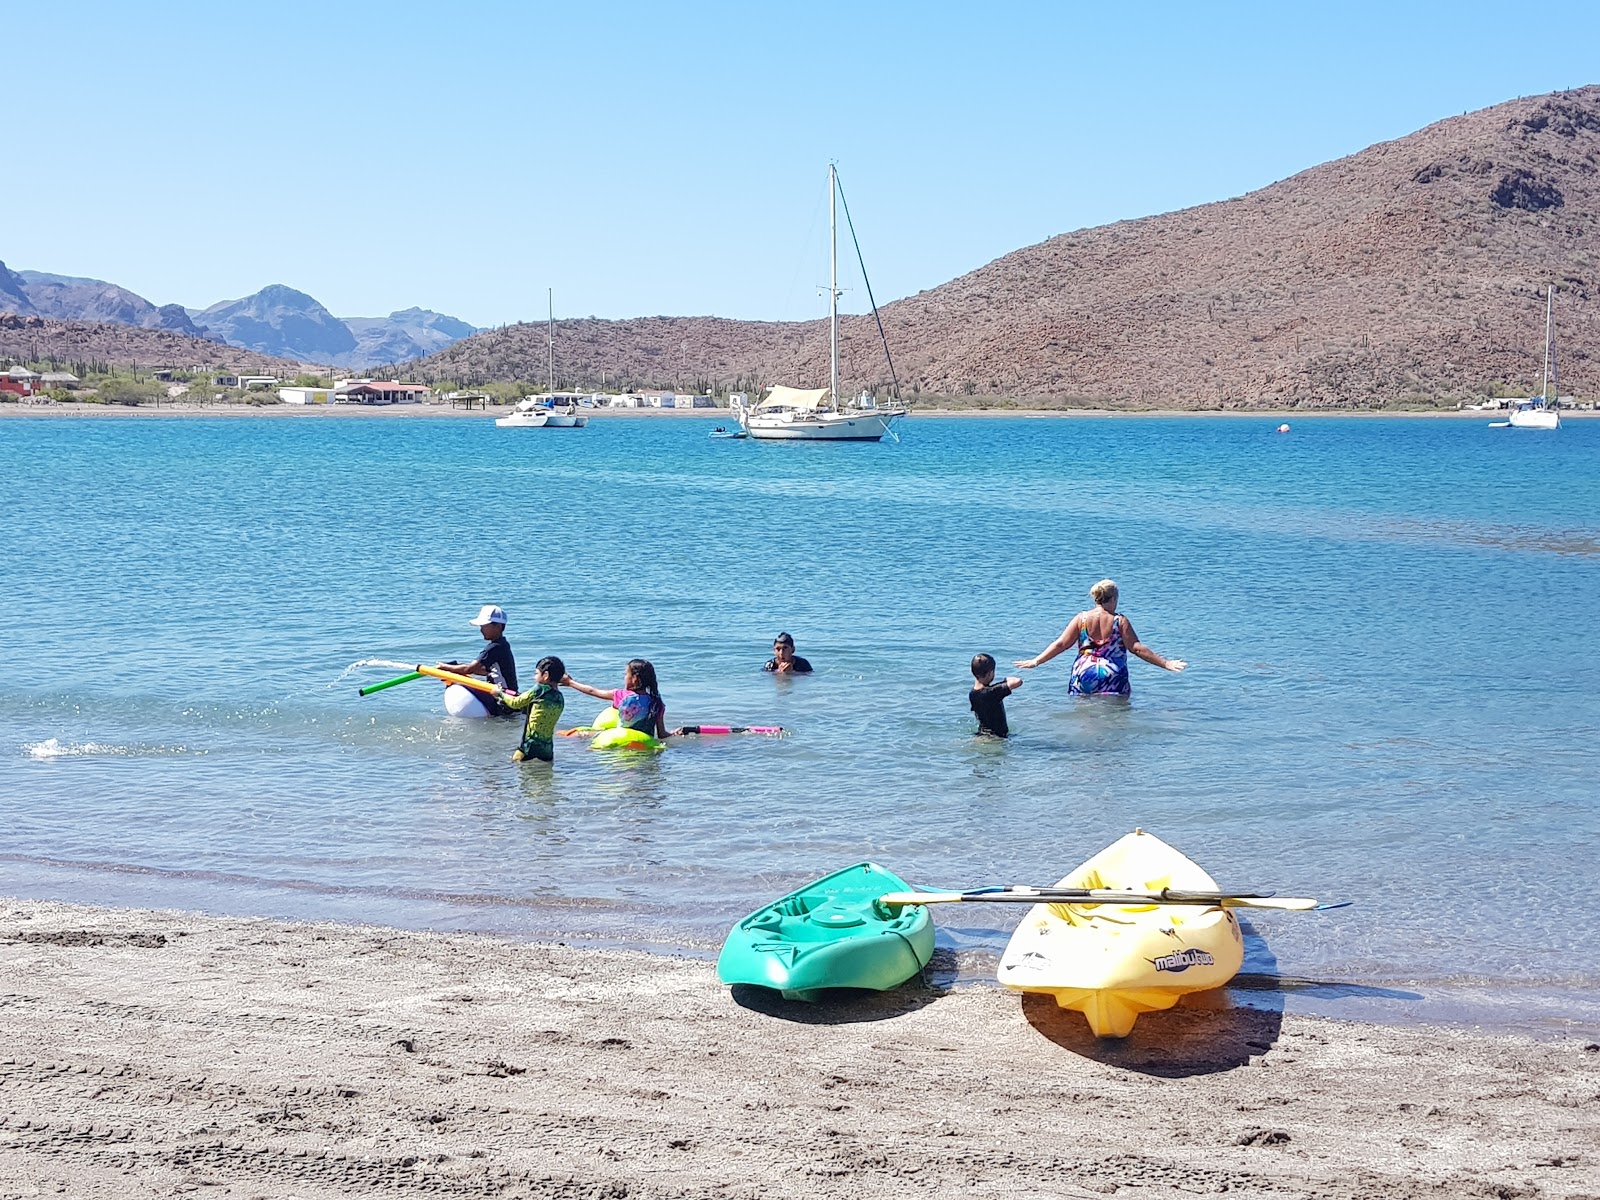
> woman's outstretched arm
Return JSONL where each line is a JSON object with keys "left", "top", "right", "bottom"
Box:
{"left": 1016, "top": 615, "right": 1082, "bottom": 670}
{"left": 1120, "top": 615, "right": 1187, "bottom": 671}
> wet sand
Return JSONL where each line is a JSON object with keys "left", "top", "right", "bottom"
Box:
{"left": 3, "top": 897, "right": 1596, "bottom": 1199}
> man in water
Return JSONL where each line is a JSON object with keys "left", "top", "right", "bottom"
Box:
{"left": 439, "top": 604, "right": 517, "bottom": 716}
{"left": 763, "top": 632, "right": 813, "bottom": 674}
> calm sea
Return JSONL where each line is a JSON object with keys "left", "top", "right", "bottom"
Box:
{"left": 2, "top": 412, "right": 1596, "bottom": 1033}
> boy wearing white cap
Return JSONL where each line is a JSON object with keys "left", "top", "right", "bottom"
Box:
{"left": 438, "top": 604, "right": 518, "bottom": 716}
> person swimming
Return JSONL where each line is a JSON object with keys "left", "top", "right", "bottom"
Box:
{"left": 1015, "top": 579, "right": 1186, "bottom": 697}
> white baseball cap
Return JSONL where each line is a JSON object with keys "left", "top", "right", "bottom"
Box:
{"left": 470, "top": 604, "right": 507, "bottom": 627}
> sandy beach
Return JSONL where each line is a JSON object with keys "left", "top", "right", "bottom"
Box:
{"left": 2, "top": 898, "right": 1596, "bottom": 1199}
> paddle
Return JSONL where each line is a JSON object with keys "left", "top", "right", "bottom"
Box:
{"left": 415, "top": 664, "right": 508, "bottom": 697}
{"left": 878, "top": 887, "right": 1333, "bottom": 912}
{"left": 358, "top": 670, "right": 424, "bottom": 697}
{"left": 673, "top": 724, "right": 785, "bottom": 736}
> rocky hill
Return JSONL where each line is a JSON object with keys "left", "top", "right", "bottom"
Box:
{"left": 343, "top": 307, "right": 479, "bottom": 368}
{"left": 193, "top": 284, "right": 359, "bottom": 362}
{"left": 0, "top": 262, "right": 36, "bottom": 315}
{"left": 18, "top": 271, "right": 205, "bottom": 336}
{"left": 0, "top": 268, "right": 478, "bottom": 368}
{"left": 414, "top": 87, "right": 1600, "bottom": 408}
{"left": 0, "top": 315, "right": 299, "bottom": 374}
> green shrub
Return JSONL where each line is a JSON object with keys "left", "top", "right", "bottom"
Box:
{"left": 95, "top": 378, "right": 164, "bottom": 406}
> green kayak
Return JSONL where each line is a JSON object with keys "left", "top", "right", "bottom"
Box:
{"left": 716, "top": 862, "right": 935, "bottom": 1001}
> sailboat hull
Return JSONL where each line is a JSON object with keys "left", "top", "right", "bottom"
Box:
{"left": 745, "top": 416, "right": 897, "bottom": 441}
{"left": 1507, "top": 408, "right": 1560, "bottom": 430}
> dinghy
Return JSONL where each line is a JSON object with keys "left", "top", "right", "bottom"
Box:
{"left": 997, "top": 829, "right": 1243, "bottom": 1037}
{"left": 717, "top": 862, "right": 933, "bottom": 1001}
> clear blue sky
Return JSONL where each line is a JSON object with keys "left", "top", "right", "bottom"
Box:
{"left": 6, "top": 1, "right": 1598, "bottom": 328}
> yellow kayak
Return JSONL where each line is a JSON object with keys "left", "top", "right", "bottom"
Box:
{"left": 997, "top": 829, "right": 1243, "bottom": 1037}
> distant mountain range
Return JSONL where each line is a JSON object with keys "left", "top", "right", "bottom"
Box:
{"left": 9, "top": 86, "right": 1600, "bottom": 406}
{"left": 0, "top": 264, "right": 476, "bottom": 369}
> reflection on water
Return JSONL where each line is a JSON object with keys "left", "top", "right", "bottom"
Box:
{"left": 1, "top": 414, "right": 1598, "bottom": 1031}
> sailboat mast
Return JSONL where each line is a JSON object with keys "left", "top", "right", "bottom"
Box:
{"left": 547, "top": 289, "right": 555, "bottom": 392}
{"left": 1550, "top": 286, "right": 1558, "bottom": 406}
{"left": 829, "top": 163, "right": 839, "bottom": 406}
{"left": 1541, "top": 285, "right": 1552, "bottom": 403}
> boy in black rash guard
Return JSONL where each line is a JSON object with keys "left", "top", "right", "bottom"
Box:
{"left": 439, "top": 604, "right": 517, "bottom": 716}
{"left": 969, "top": 653, "right": 1023, "bottom": 738}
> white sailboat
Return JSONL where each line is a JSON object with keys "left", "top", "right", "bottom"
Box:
{"left": 496, "top": 290, "right": 588, "bottom": 429}
{"left": 734, "top": 165, "right": 908, "bottom": 442}
{"left": 1492, "top": 285, "right": 1562, "bottom": 430}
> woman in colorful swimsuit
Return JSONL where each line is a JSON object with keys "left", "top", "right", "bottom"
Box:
{"left": 1015, "top": 579, "right": 1186, "bottom": 696}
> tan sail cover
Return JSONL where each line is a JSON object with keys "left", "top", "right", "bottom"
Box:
{"left": 756, "top": 386, "right": 830, "bottom": 412}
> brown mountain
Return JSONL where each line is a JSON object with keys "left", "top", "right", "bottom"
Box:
{"left": 17, "top": 271, "right": 206, "bottom": 336}
{"left": 0, "top": 317, "right": 300, "bottom": 374}
{"left": 413, "top": 87, "right": 1600, "bottom": 408}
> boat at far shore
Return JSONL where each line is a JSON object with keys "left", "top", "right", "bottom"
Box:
{"left": 496, "top": 393, "right": 588, "bottom": 429}
{"left": 497, "top": 290, "right": 588, "bottom": 430}
{"left": 734, "top": 164, "right": 908, "bottom": 443}
{"left": 1491, "top": 285, "right": 1562, "bottom": 430}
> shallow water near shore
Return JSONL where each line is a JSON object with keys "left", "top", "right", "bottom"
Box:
{"left": 2, "top": 413, "right": 1597, "bottom": 1034}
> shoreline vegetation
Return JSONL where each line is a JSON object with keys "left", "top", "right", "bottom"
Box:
{"left": 3, "top": 398, "right": 1595, "bottom": 420}
{"left": 2, "top": 896, "right": 1596, "bottom": 1198}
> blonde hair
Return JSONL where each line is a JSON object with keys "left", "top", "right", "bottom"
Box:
{"left": 1089, "top": 579, "right": 1119, "bottom": 605}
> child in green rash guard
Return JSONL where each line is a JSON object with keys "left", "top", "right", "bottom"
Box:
{"left": 494, "top": 656, "right": 566, "bottom": 763}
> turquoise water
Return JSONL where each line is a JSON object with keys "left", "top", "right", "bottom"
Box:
{"left": 2, "top": 412, "right": 1597, "bottom": 1032}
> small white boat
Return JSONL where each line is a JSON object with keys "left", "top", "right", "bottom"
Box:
{"left": 496, "top": 292, "right": 588, "bottom": 429}
{"left": 735, "top": 165, "right": 908, "bottom": 443}
{"left": 1492, "top": 286, "right": 1562, "bottom": 430}
{"left": 495, "top": 399, "right": 550, "bottom": 428}
{"left": 541, "top": 394, "right": 589, "bottom": 428}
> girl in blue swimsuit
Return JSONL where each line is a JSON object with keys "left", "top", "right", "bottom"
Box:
{"left": 1015, "top": 579, "right": 1186, "bottom": 697}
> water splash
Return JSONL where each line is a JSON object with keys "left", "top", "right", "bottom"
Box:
{"left": 323, "top": 658, "right": 420, "bottom": 692}
{"left": 24, "top": 738, "right": 202, "bottom": 760}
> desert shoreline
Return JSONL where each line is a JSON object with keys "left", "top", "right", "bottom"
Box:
{"left": 2, "top": 896, "right": 1597, "bottom": 1199}
{"left": 3, "top": 400, "right": 1593, "bottom": 420}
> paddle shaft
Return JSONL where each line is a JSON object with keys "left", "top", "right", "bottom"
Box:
{"left": 358, "top": 671, "right": 424, "bottom": 697}
{"left": 416, "top": 664, "right": 507, "bottom": 697}
{"left": 878, "top": 889, "right": 1322, "bottom": 912}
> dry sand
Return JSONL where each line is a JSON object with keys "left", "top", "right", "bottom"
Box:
{"left": 3, "top": 898, "right": 1597, "bottom": 1199}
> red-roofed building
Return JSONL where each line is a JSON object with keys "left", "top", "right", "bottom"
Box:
{"left": 0, "top": 367, "right": 43, "bottom": 397}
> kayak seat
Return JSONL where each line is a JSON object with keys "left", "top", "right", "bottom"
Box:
{"left": 805, "top": 902, "right": 867, "bottom": 929}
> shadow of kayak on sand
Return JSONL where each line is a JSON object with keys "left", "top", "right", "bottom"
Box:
{"left": 1015, "top": 917, "right": 1304, "bottom": 1079}
{"left": 729, "top": 981, "right": 946, "bottom": 1024}
{"left": 1019, "top": 990, "right": 1285, "bottom": 1078}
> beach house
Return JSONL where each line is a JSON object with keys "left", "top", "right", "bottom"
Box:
{"left": 335, "top": 382, "right": 431, "bottom": 405}
{"left": 0, "top": 367, "right": 43, "bottom": 397}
